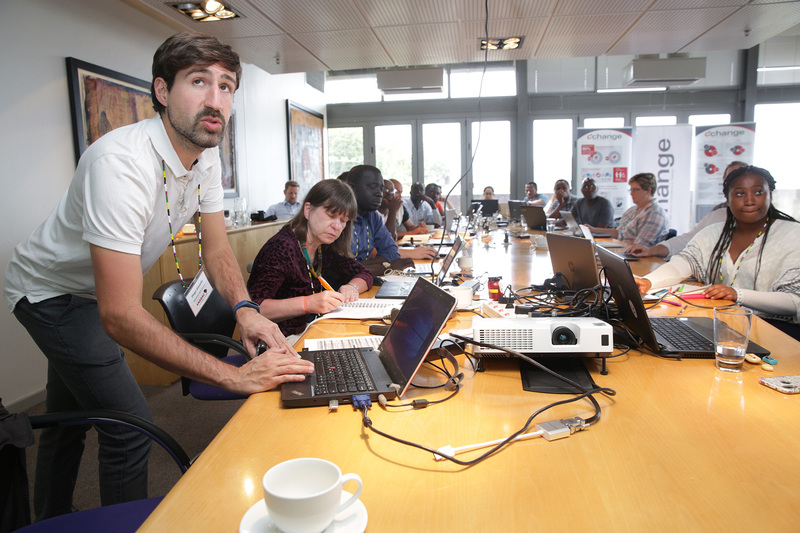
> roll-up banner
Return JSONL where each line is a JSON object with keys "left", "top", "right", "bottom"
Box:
{"left": 632, "top": 125, "right": 693, "bottom": 234}
{"left": 576, "top": 128, "right": 633, "bottom": 219}
{"left": 694, "top": 123, "right": 756, "bottom": 222}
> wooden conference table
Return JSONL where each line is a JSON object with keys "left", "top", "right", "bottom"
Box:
{"left": 139, "top": 230, "right": 800, "bottom": 532}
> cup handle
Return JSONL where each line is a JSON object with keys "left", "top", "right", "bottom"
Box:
{"left": 337, "top": 473, "right": 363, "bottom": 514}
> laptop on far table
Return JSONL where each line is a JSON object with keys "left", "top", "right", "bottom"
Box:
{"left": 520, "top": 205, "right": 547, "bottom": 231}
{"left": 375, "top": 236, "right": 464, "bottom": 299}
{"left": 546, "top": 233, "right": 601, "bottom": 291}
{"left": 596, "top": 246, "right": 770, "bottom": 359}
{"left": 281, "top": 277, "right": 457, "bottom": 407}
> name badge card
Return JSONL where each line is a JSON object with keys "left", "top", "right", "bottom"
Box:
{"left": 185, "top": 268, "right": 214, "bottom": 316}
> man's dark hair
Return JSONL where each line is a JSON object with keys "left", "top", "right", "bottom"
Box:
{"left": 151, "top": 32, "right": 242, "bottom": 114}
{"left": 285, "top": 180, "right": 300, "bottom": 190}
{"left": 345, "top": 165, "right": 381, "bottom": 186}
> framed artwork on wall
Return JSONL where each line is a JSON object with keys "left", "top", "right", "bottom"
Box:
{"left": 66, "top": 57, "right": 155, "bottom": 164}
{"left": 286, "top": 100, "right": 324, "bottom": 196}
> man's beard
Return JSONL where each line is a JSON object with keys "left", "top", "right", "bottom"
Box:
{"left": 167, "top": 107, "right": 227, "bottom": 150}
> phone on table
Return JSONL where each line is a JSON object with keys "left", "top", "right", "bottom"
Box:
{"left": 759, "top": 375, "right": 800, "bottom": 394}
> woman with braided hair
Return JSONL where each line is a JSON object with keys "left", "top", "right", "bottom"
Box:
{"left": 635, "top": 165, "right": 800, "bottom": 339}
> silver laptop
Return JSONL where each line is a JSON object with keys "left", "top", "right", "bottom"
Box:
{"left": 375, "top": 236, "right": 464, "bottom": 298}
{"left": 563, "top": 210, "right": 612, "bottom": 238}
{"left": 520, "top": 205, "right": 547, "bottom": 230}
{"left": 546, "top": 233, "right": 601, "bottom": 291}
{"left": 282, "top": 277, "right": 457, "bottom": 407}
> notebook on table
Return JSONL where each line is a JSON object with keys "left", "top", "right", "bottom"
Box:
{"left": 375, "top": 236, "right": 464, "bottom": 299}
{"left": 596, "top": 246, "right": 770, "bottom": 359}
{"left": 521, "top": 206, "right": 547, "bottom": 230}
{"left": 281, "top": 277, "right": 457, "bottom": 407}
{"left": 546, "top": 233, "right": 601, "bottom": 291}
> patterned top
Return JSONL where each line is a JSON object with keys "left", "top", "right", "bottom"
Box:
{"left": 545, "top": 196, "right": 576, "bottom": 219}
{"left": 247, "top": 225, "right": 373, "bottom": 335}
{"left": 616, "top": 199, "right": 669, "bottom": 247}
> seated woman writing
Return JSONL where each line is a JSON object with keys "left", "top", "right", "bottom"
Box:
{"left": 247, "top": 179, "right": 372, "bottom": 336}
{"left": 634, "top": 165, "right": 800, "bottom": 339}
{"left": 585, "top": 172, "right": 669, "bottom": 247}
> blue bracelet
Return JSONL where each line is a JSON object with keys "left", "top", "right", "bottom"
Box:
{"left": 232, "top": 300, "right": 260, "bottom": 320}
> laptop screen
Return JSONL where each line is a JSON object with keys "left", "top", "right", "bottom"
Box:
{"left": 377, "top": 277, "right": 456, "bottom": 397}
{"left": 436, "top": 235, "right": 463, "bottom": 285}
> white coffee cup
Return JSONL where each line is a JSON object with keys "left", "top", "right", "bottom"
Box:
{"left": 533, "top": 235, "right": 548, "bottom": 248}
{"left": 457, "top": 256, "right": 473, "bottom": 270}
{"left": 450, "top": 285, "right": 473, "bottom": 308}
{"left": 262, "top": 458, "right": 363, "bottom": 533}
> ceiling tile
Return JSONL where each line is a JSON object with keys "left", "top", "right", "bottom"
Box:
{"left": 356, "top": 0, "right": 459, "bottom": 26}
{"left": 246, "top": 0, "right": 368, "bottom": 33}
{"left": 376, "top": 23, "right": 462, "bottom": 66}
{"left": 294, "top": 28, "right": 395, "bottom": 71}
{"left": 536, "top": 13, "right": 641, "bottom": 58}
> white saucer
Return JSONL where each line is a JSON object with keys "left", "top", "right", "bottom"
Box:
{"left": 240, "top": 491, "right": 368, "bottom": 533}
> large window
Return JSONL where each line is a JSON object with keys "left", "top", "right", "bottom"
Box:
{"left": 451, "top": 65, "right": 516, "bottom": 99}
{"left": 533, "top": 118, "right": 574, "bottom": 194}
{"left": 635, "top": 115, "right": 677, "bottom": 126}
{"left": 584, "top": 117, "right": 625, "bottom": 128}
{"left": 471, "top": 121, "right": 510, "bottom": 202}
{"left": 688, "top": 114, "right": 731, "bottom": 126}
{"left": 375, "top": 124, "right": 413, "bottom": 188}
{"left": 423, "top": 122, "right": 462, "bottom": 207}
{"left": 328, "top": 127, "right": 363, "bottom": 178}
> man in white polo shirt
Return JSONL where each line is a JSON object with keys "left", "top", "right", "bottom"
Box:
{"left": 3, "top": 32, "right": 313, "bottom": 520}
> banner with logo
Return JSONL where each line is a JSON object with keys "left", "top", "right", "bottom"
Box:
{"left": 694, "top": 122, "right": 756, "bottom": 222}
{"left": 576, "top": 128, "right": 633, "bottom": 219}
{"left": 631, "top": 125, "right": 693, "bottom": 234}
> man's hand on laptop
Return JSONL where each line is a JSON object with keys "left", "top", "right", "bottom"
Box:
{"left": 238, "top": 311, "right": 298, "bottom": 358}
{"left": 405, "top": 246, "right": 436, "bottom": 260}
{"left": 233, "top": 347, "right": 314, "bottom": 394}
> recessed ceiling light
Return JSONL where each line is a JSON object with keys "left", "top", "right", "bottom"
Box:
{"left": 757, "top": 65, "right": 800, "bottom": 72}
{"left": 480, "top": 37, "right": 524, "bottom": 51}
{"left": 169, "top": 1, "right": 240, "bottom": 22}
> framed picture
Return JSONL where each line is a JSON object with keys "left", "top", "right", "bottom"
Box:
{"left": 286, "top": 100, "right": 324, "bottom": 193}
{"left": 220, "top": 111, "right": 239, "bottom": 197}
{"left": 66, "top": 57, "right": 155, "bottom": 164}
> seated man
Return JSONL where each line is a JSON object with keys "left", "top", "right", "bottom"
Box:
{"left": 265, "top": 180, "right": 301, "bottom": 220}
{"left": 377, "top": 179, "right": 403, "bottom": 240}
{"left": 523, "top": 181, "right": 547, "bottom": 207}
{"left": 544, "top": 179, "right": 575, "bottom": 227}
{"left": 573, "top": 177, "right": 614, "bottom": 228}
{"left": 346, "top": 166, "right": 434, "bottom": 276}
{"left": 403, "top": 182, "right": 442, "bottom": 231}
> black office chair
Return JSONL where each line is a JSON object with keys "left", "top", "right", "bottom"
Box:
{"left": 1, "top": 398, "right": 190, "bottom": 533}
{"left": 152, "top": 279, "right": 250, "bottom": 401}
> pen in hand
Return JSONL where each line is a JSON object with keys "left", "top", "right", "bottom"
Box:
{"left": 317, "top": 276, "right": 334, "bottom": 291}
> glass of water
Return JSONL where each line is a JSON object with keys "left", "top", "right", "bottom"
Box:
{"left": 713, "top": 307, "right": 753, "bottom": 372}
{"left": 546, "top": 218, "right": 556, "bottom": 233}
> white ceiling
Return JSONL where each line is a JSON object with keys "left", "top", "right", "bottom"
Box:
{"left": 131, "top": 0, "right": 800, "bottom": 75}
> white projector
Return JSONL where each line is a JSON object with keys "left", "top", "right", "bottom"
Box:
{"left": 471, "top": 317, "right": 613, "bottom": 356}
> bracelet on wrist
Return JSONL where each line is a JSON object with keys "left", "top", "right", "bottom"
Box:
{"left": 232, "top": 300, "right": 260, "bottom": 320}
{"left": 347, "top": 283, "right": 359, "bottom": 292}
{"left": 303, "top": 296, "right": 308, "bottom": 314}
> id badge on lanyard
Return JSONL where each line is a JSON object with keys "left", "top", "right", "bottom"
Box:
{"left": 185, "top": 266, "right": 214, "bottom": 316}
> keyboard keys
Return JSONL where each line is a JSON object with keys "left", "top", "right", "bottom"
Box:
{"left": 312, "top": 349, "right": 376, "bottom": 394}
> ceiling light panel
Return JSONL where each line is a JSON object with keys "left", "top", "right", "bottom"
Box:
{"left": 357, "top": 0, "right": 457, "bottom": 26}
{"left": 136, "top": 0, "right": 282, "bottom": 37}
{"left": 608, "top": 6, "right": 738, "bottom": 55}
{"left": 376, "top": 23, "right": 461, "bottom": 66}
{"left": 294, "top": 28, "right": 394, "bottom": 71}
{"left": 461, "top": 19, "right": 544, "bottom": 63}
{"left": 553, "top": 0, "right": 652, "bottom": 16}
{"left": 252, "top": 0, "right": 367, "bottom": 33}
{"left": 536, "top": 13, "right": 640, "bottom": 58}
{"left": 687, "top": 2, "right": 800, "bottom": 53}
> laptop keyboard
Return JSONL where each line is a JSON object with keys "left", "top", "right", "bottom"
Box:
{"left": 313, "top": 349, "right": 376, "bottom": 395}
{"left": 650, "top": 318, "right": 714, "bottom": 351}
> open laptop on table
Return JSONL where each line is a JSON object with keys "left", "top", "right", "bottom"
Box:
{"left": 520, "top": 205, "right": 547, "bottom": 231}
{"left": 562, "top": 210, "right": 612, "bottom": 238}
{"left": 546, "top": 233, "right": 601, "bottom": 291}
{"left": 375, "top": 235, "right": 464, "bottom": 299}
{"left": 281, "top": 277, "right": 457, "bottom": 407}
{"left": 472, "top": 199, "right": 499, "bottom": 216}
{"left": 508, "top": 200, "right": 525, "bottom": 221}
{"left": 596, "top": 246, "right": 770, "bottom": 359}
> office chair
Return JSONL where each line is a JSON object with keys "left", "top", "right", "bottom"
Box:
{"left": 1, "top": 398, "right": 190, "bottom": 533}
{"left": 152, "top": 279, "right": 250, "bottom": 401}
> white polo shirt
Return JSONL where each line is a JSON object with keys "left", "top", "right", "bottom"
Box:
{"left": 4, "top": 115, "right": 224, "bottom": 310}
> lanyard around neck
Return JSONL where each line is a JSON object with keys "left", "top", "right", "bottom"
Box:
{"left": 299, "top": 241, "right": 322, "bottom": 292}
{"left": 163, "top": 160, "right": 202, "bottom": 288}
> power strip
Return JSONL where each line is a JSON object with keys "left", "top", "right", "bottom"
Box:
{"left": 482, "top": 301, "right": 515, "bottom": 318}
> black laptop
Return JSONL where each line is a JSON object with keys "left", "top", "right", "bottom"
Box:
{"left": 375, "top": 236, "right": 464, "bottom": 299}
{"left": 508, "top": 200, "right": 525, "bottom": 221}
{"left": 282, "top": 277, "right": 457, "bottom": 407}
{"left": 471, "top": 199, "right": 499, "bottom": 216}
{"left": 596, "top": 246, "right": 769, "bottom": 358}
